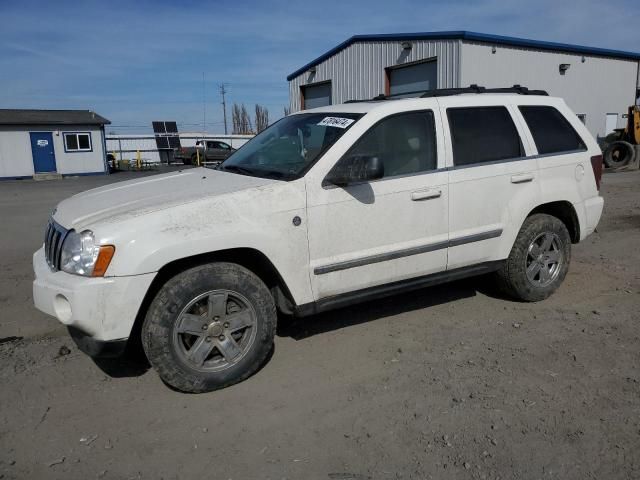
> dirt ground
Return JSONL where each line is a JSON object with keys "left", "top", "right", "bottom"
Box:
{"left": 1, "top": 168, "right": 639, "bottom": 480}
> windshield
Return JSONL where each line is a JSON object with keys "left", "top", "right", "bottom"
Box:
{"left": 217, "top": 112, "right": 362, "bottom": 180}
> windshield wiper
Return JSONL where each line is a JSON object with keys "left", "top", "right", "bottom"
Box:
{"left": 221, "top": 165, "right": 258, "bottom": 176}
{"left": 259, "top": 170, "right": 289, "bottom": 180}
{"left": 222, "top": 164, "right": 289, "bottom": 180}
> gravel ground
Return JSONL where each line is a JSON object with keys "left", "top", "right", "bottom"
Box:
{"left": 0, "top": 168, "right": 639, "bottom": 480}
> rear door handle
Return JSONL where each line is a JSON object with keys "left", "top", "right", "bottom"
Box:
{"left": 511, "top": 173, "right": 534, "bottom": 184}
{"left": 411, "top": 189, "right": 441, "bottom": 201}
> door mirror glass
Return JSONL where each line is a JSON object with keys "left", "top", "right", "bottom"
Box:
{"left": 325, "top": 155, "right": 384, "bottom": 187}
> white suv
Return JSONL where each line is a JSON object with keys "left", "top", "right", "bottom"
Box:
{"left": 33, "top": 87, "right": 604, "bottom": 392}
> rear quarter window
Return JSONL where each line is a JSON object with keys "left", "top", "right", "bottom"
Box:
{"left": 519, "top": 106, "right": 586, "bottom": 155}
{"left": 447, "top": 106, "right": 523, "bottom": 167}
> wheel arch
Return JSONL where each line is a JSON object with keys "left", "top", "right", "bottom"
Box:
{"left": 126, "top": 248, "right": 296, "bottom": 355}
{"left": 527, "top": 201, "right": 580, "bottom": 243}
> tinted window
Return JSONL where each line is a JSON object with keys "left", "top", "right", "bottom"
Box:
{"left": 447, "top": 107, "right": 523, "bottom": 166}
{"left": 519, "top": 106, "right": 586, "bottom": 154}
{"left": 344, "top": 111, "right": 437, "bottom": 178}
{"left": 78, "top": 134, "right": 90, "bottom": 150}
{"left": 65, "top": 134, "right": 78, "bottom": 150}
{"left": 64, "top": 133, "right": 92, "bottom": 152}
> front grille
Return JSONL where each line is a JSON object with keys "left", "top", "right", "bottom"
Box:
{"left": 44, "top": 219, "right": 68, "bottom": 271}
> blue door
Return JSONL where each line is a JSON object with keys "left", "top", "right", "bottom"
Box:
{"left": 30, "top": 132, "right": 57, "bottom": 173}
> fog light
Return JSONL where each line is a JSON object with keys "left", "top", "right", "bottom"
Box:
{"left": 54, "top": 294, "right": 72, "bottom": 323}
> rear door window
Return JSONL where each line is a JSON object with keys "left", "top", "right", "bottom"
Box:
{"left": 519, "top": 106, "right": 586, "bottom": 154}
{"left": 447, "top": 107, "right": 523, "bottom": 167}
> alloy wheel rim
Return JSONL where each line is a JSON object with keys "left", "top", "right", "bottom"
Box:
{"left": 172, "top": 289, "right": 257, "bottom": 372}
{"left": 525, "top": 232, "right": 563, "bottom": 288}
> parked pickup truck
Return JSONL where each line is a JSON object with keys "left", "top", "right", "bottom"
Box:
{"left": 174, "top": 140, "right": 236, "bottom": 165}
{"left": 33, "top": 86, "right": 604, "bottom": 393}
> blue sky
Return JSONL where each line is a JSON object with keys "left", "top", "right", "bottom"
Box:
{"left": 0, "top": 0, "right": 638, "bottom": 134}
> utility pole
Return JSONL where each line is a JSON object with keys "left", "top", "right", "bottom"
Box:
{"left": 202, "top": 72, "right": 206, "bottom": 138}
{"left": 219, "top": 83, "right": 229, "bottom": 135}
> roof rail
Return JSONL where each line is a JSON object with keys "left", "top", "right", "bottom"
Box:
{"left": 421, "top": 84, "right": 548, "bottom": 97}
{"left": 343, "top": 84, "right": 548, "bottom": 103}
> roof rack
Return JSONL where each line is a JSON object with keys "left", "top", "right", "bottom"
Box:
{"left": 344, "top": 84, "right": 548, "bottom": 103}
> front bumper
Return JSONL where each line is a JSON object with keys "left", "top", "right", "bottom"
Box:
{"left": 32, "top": 248, "right": 156, "bottom": 349}
{"left": 68, "top": 327, "right": 128, "bottom": 358}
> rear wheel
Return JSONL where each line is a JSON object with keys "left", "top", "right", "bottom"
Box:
{"left": 496, "top": 214, "right": 571, "bottom": 302}
{"left": 142, "top": 262, "right": 276, "bottom": 393}
{"left": 604, "top": 140, "right": 635, "bottom": 168}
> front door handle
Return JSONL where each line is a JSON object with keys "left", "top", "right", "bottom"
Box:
{"left": 511, "top": 173, "right": 534, "bottom": 184}
{"left": 411, "top": 189, "right": 441, "bottom": 201}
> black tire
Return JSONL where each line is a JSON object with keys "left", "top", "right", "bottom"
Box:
{"left": 142, "top": 262, "right": 276, "bottom": 393}
{"left": 496, "top": 214, "right": 571, "bottom": 302}
{"left": 604, "top": 141, "right": 635, "bottom": 168}
{"left": 603, "top": 132, "right": 620, "bottom": 145}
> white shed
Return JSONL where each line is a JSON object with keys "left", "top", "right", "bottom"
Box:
{"left": 0, "top": 109, "right": 110, "bottom": 179}
{"left": 287, "top": 31, "right": 640, "bottom": 140}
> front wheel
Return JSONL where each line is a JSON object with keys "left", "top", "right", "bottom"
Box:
{"left": 142, "top": 262, "right": 277, "bottom": 393}
{"left": 496, "top": 214, "right": 571, "bottom": 302}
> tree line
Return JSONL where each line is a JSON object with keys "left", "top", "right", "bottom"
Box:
{"left": 231, "top": 104, "right": 291, "bottom": 135}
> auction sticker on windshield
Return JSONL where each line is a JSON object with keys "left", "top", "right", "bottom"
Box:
{"left": 317, "top": 117, "right": 355, "bottom": 129}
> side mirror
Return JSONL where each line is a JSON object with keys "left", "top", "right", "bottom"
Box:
{"left": 325, "top": 155, "right": 384, "bottom": 187}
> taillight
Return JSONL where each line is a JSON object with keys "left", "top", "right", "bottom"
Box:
{"left": 590, "top": 154, "right": 603, "bottom": 190}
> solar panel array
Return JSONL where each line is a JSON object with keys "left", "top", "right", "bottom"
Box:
{"left": 152, "top": 121, "right": 181, "bottom": 150}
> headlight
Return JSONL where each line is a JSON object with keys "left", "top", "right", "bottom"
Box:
{"left": 60, "top": 230, "right": 115, "bottom": 277}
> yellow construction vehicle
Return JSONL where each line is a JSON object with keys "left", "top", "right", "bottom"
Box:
{"left": 603, "top": 105, "right": 640, "bottom": 168}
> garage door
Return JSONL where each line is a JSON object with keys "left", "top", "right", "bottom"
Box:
{"left": 303, "top": 82, "right": 332, "bottom": 109}
{"left": 389, "top": 61, "right": 437, "bottom": 97}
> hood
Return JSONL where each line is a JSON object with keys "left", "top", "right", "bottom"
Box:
{"left": 53, "top": 168, "right": 276, "bottom": 230}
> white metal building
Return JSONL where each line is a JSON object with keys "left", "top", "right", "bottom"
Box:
{"left": 0, "top": 109, "right": 110, "bottom": 179}
{"left": 287, "top": 31, "right": 640, "bottom": 140}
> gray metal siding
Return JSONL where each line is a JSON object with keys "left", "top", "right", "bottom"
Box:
{"left": 289, "top": 40, "right": 461, "bottom": 111}
{"left": 289, "top": 37, "right": 639, "bottom": 140}
{"left": 460, "top": 41, "right": 640, "bottom": 139}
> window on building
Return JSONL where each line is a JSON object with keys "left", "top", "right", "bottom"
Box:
{"left": 519, "top": 106, "right": 586, "bottom": 154}
{"left": 343, "top": 111, "right": 438, "bottom": 177}
{"left": 64, "top": 132, "right": 92, "bottom": 152}
{"left": 447, "top": 107, "right": 523, "bottom": 166}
